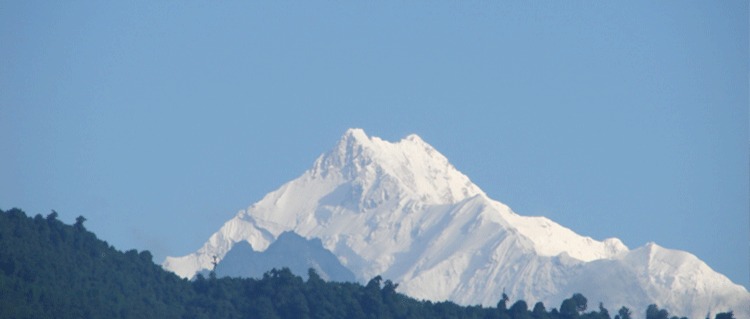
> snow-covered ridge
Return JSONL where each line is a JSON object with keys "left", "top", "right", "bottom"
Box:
{"left": 163, "top": 128, "right": 749, "bottom": 319}
{"left": 311, "top": 128, "right": 484, "bottom": 205}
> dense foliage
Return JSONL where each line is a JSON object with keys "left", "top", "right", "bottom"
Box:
{"left": 0, "top": 208, "right": 735, "bottom": 319}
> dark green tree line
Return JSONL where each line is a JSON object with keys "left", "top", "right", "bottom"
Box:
{"left": 0, "top": 208, "right": 735, "bottom": 319}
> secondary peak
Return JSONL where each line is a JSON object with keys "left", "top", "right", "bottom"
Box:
{"left": 342, "top": 128, "right": 369, "bottom": 143}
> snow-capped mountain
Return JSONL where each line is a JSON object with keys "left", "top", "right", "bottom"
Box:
{"left": 163, "top": 128, "right": 749, "bottom": 318}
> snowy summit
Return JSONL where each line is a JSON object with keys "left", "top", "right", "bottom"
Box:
{"left": 164, "top": 129, "right": 749, "bottom": 319}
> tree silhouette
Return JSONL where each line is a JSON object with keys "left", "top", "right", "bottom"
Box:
{"left": 715, "top": 311, "right": 735, "bottom": 319}
{"left": 46, "top": 210, "right": 58, "bottom": 221}
{"left": 646, "top": 304, "right": 669, "bottom": 319}
{"left": 74, "top": 215, "right": 86, "bottom": 230}
{"left": 497, "top": 291, "right": 510, "bottom": 311}
{"left": 532, "top": 302, "right": 550, "bottom": 319}
{"left": 560, "top": 298, "right": 579, "bottom": 319}
{"left": 615, "top": 306, "right": 632, "bottom": 319}
{"left": 572, "top": 293, "right": 588, "bottom": 312}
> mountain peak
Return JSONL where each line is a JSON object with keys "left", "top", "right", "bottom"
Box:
{"left": 341, "top": 128, "right": 370, "bottom": 145}
{"left": 403, "top": 133, "right": 425, "bottom": 144}
{"left": 313, "top": 129, "right": 484, "bottom": 205}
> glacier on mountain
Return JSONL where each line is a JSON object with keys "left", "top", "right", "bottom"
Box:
{"left": 163, "top": 128, "right": 749, "bottom": 319}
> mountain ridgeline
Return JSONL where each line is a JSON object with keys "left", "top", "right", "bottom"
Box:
{"left": 1, "top": 208, "right": 736, "bottom": 319}
{"left": 213, "top": 231, "right": 356, "bottom": 282}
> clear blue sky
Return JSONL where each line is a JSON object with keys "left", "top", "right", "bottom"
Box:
{"left": 2, "top": 1, "right": 747, "bottom": 289}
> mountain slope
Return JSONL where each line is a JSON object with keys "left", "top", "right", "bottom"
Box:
{"left": 164, "top": 128, "right": 749, "bottom": 319}
{"left": 215, "top": 231, "right": 356, "bottom": 282}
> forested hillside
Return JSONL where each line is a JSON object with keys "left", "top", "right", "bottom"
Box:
{"left": 0, "top": 208, "right": 733, "bottom": 319}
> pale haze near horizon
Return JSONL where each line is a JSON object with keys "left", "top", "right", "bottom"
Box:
{"left": 1, "top": 2, "right": 748, "bottom": 290}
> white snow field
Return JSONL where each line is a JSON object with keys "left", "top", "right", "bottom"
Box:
{"left": 164, "top": 129, "right": 749, "bottom": 319}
